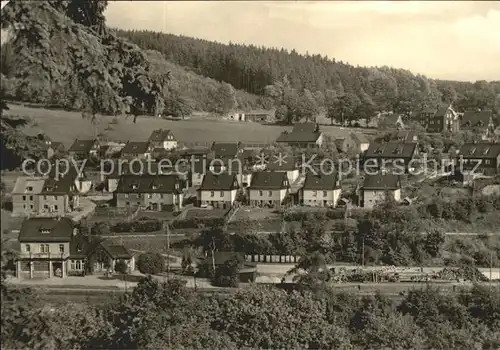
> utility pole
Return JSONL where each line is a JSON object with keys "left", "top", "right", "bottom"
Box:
{"left": 166, "top": 222, "right": 170, "bottom": 282}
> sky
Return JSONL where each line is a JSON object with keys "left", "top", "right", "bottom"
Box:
{"left": 103, "top": 1, "right": 500, "bottom": 82}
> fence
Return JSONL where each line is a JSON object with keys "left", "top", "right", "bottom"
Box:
{"left": 246, "top": 254, "right": 301, "bottom": 264}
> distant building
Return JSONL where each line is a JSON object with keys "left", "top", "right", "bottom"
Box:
{"left": 197, "top": 172, "right": 239, "bottom": 209}
{"left": 43, "top": 140, "right": 64, "bottom": 159}
{"left": 266, "top": 155, "right": 300, "bottom": 184}
{"left": 245, "top": 109, "right": 275, "bottom": 123}
{"left": 460, "top": 111, "right": 496, "bottom": 140}
{"left": 361, "top": 174, "right": 402, "bottom": 208}
{"left": 121, "top": 141, "right": 153, "bottom": 160}
{"left": 364, "top": 142, "right": 418, "bottom": 173}
{"left": 148, "top": 129, "right": 177, "bottom": 150}
{"left": 249, "top": 171, "right": 291, "bottom": 209}
{"left": 301, "top": 172, "right": 341, "bottom": 207}
{"left": 68, "top": 139, "right": 100, "bottom": 160}
{"left": 391, "top": 130, "right": 418, "bottom": 143}
{"left": 350, "top": 132, "right": 370, "bottom": 153}
{"left": 411, "top": 105, "right": 459, "bottom": 133}
{"left": 114, "top": 174, "right": 183, "bottom": 211}
{"left": 211, "top": 142, "right": 242, "bottom": 159}
{"left": 275, "top": 123, "right": 324, "bottom": 148}
{"left": 456, "top": 143, "right": 500, "bottom": 176}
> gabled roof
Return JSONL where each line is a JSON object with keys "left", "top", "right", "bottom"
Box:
{"left": 19, "top": 217, "right": 74, "bottom": 243}
{"left": 363, "top": 174, "right": 401, "bottom": 190}
{"left": 44, "top": 141, "right": 64, "bottom": 151}
{"left": 250, "top": 171, "right": 289, "bottom": 190}
{"left": 12, "top": 177, "right": 45, "bottom": 195}
{"left": 211, "top": 142, "right": 240, "bottom": 158}
{"left": 199, "top": 172, "right": 238, "bottom": 191}
{"left": 350, "top": 132, "right": 369, "bottom": 144}
{"left": 365, "top": 142, "right": 417, "bottom": 158}
{"left": 121, "top": 141, "right": 151, "bottom": 154}
{"left": 266, "top": 154, "right": 297, "bottom": 171}
{"left": 148, "top": 129, "right": 175, "bottom": 142}
{"left": 392, "top": 130, "right": 417, "bottom": 142}
{"left": 276, "top": 130, "right": 322, "bottom": 143}
{"left": 178, "top": 147, "right": 210, "bottom": 158}
{"left": 292, "top": 122, "right": 318, "bottom": 133}
{"left": 100, "top": 241, "right": 133, "bottom": 259}
{"left": 115, "top": 174, "right": 181, "bottom": 193}
{"left": 303, "top": 172, "right": 339, "bottom": 190}
{"left": 461, "top": 111, "right": 494, "bottom": 129}
{"left": 457, "top": 143, "right": 500, "bottom": 159}
{"left": 68, "top": 139, "right": 97, "bottom": 153}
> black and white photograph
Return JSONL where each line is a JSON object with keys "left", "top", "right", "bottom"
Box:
{"left": 1, "top": 1, "right": 500, "bottom": 348}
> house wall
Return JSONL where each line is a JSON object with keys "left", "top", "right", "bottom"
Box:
{"left": 249, "top": 188, "right": 287, "bottom": 202}
{"left": 191, "top": 172, "right": 204, "bottom": 187}
{"left": 303, "top": 188, "right": 341, "bottom": 207}
{"left": 286, "top": 170, "right": 299, "bottom": 184}
{"left": 12, "top": 194, "right": 39, "bottom": 216}
{"left": 163, "top": 140, "right": 177, "bottom": 150}
{"left": 199, "top": 189, "right": 236, "bottom": 203}
{"left": 74, "top": 179, "right": 92, "bottom": 194}
{"left": 316, "top": 133, "right": 324, "bottom": 146}
{"left": 359, "top": 142, "right": 370, "bottom": 153}
{"left": 107, "top": 178, "right": 120, "bottom": 192}
{"left": 363, "top": 188, "right": 401, "bottom": 208}
{"left": 116, "top": 192, "right": 183, "bottom": 210}
{"left": 19, "top": 242, "right": 70, "bottom": 257}
{"left": 39, "top": 195, "right": 69, "bottom": 215}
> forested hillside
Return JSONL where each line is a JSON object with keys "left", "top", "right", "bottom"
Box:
{"left": 117, "top": 29, "right": 500, "bottom": 123}
{"left": 0, "top": 1, "right": 262, "bottom": 118}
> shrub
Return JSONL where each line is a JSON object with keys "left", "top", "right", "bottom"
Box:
{"left": 137, "top": 252, "right": 165, "bottom": 275}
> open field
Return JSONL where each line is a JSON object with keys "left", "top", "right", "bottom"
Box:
{"left": 8, "top": 104, "right": 372, "bottom": 146}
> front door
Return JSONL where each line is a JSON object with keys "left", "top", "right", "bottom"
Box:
{"left": 53, "top": 262, "right": 62, "bottom": 277}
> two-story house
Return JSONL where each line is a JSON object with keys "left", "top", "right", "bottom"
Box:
{"left": 350, "top": 132, "right": 370, "bottom": 154}
{"left": 361, "top": 174, "right": 402, "bottom": 209}
{"left": 11, "top": 177, "right": 45, "bottom": 216}
{"left": 148, "top": 129, "right": 177, "bottom": 150}
{"left": 68, "top": 139, "right": 100, "bottom": 160}
{"left": 412, "top": 105, "right": 459, "bottom": 133}
{"left": 364, "top": 142, "right": 418, "bottom": 173}
{"left": 460, "top": 111, "right": 496, "bottom": 140}
{"left": 275, "top": 122, "right": 324, "bottom": 148}
{"left": 301, "top": 172, "right": 341, "bottom": 207}
{"left": 197, "top": 172, "right": 239, "bottom": 209}
{"left": 456, "top": 143, "right": 500, "bottom": 176}
{"left": 249, "top": 171, "right": 290, "bottom": 209}
{"left": 266, "top": 155, "right": 300, "bottom": 184}
{"left": 121, "top": 141, "right": 153, "bottom": 160}
{"left": 114, "top": 174, "right": 183, "bottom": 211}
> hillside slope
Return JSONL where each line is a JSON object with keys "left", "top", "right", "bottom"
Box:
{"left": 0, "top": 1, "right": 262, "bottom": 116}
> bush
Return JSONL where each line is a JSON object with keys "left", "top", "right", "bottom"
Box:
{"left": 114, "top": 260, "right": 129, "bottom": 274}
{"left": 137, "top": 252, "right": 165, "bottom": 275}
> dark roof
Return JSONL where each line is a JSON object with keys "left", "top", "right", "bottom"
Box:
{"left": 292, "top": 122, "right": 318, "bottom": 133}
{"left": 365, "top": 142, "right": 417, "bottom": 159}
{"left": 179, "top": 147, "right": 210, "bottom": 158}
{"left": 212, "top": 142, "right": 240, "bottom": 158}
{"left": 45, "top": 141, "right": 64, "bottom": 151}
{"left": 434, "top": 106, "right": 450, "bottom": 117}
{"left": 461, "top": 111, "right": 494, "bottom": 129}
{"left": 101, "top": 242, "right": 133, "bottom": 259}
{"left": 303, "top": 172, "right": 339, "bottom": 190}
{"left": 115, "top": 175, "right": 181, "bottom": 193}
{"left": 40, "top": 177, "right": 75, "bottom": 194}
{"left": 199, "top": 172, "right": 238, "bottom": 191}
{"left": 392, "top": 131, "right": 417, "bottom": 142}
{"left": 250, "top": 171, "right": 289, "bottom": 190}
{"left": 363, "top": 174, "right": 401, "bottom": 190}
{"left": 350, "top": 132, "right": 369, "bottom": 144}
{"left": 457, "top": 143, "right": 500, "bottom": 159}
{"left": 19, "top": 217, "right": 74, "bottom": 243}
{"left": 276, "top": 130, "right": 321, "bottom": 143}
{"left": 121, "top": 141, "right": 151, "bottom": 154}
{"left": 148, "top": 129, "right": 175, "bottom": 142}
{"left": 68, "top": 139, "right": 97, "bottom": 153}
{"left": 266, "top": 154, "right": 297, "bottom": 171}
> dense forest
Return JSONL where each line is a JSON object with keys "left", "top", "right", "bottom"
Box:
{"left": 117, "top": 29, "right": 500, "bottom": 123}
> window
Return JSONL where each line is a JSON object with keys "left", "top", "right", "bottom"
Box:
{"left": 59, "top": 244, "right": 64, "bottom": 253}
{"left": 210, "top": 191, "right": 215, "bottom": 197}
{"left": 323, "top": 191, "right": 328, "bottom": 197}
{"left": 220, "top": 191, "right": 224, "bottom": 197}
{"left": 259, "top": 190, "right": 263, "bottom": 196}
{"left": 313, "top": 191, "right": 317, "bottom": 197}
{"left": 147, "top": 194, "right": 152, "bottom": 199}
{"left": 124, "top": 194, "right": 129, "bottom": 199}
{"left": 485, "top": 160, "right": 491, "bottom": 165}
{"left": 27, "top": 186, "right": 33, "bottom": 191}
{"left": 126, "top": 201, "right": 130, "bottom": 206}
{"left": 29, "top": 196, "right": 33, "bottom": 201}
{"left": 22, "top": 195, "right": 26, "bottom": 201}
{"left": 40, "top": 244, "right": 49, "bottom": 253}
{"left": 76, "top": 260, "right": 81, "bottom": 270}
{"left": 54, "top": 196, "right": 58, "bottom": 200}
{"left": 29, "top": 204, "right": 34, "bottom": 209}
{"left": 54, "top": 205, "right": 58, "bottom": 210}
{"left": 268, "top": 191, "right": 272, "bottom": 197}
{"left": 70, "top": 260, "right": 75, "bottom": 270}
{"left": 23, "top": 204, "right": 26, "bottom": 209}
{"left": 25, "top": 244, "right": 31, "bottom": 252}
{"left": 160, "top": 194, "right": 163, "bottom": 199}
{"left": 44, "top": 195, "right": 47, "bottom": 200}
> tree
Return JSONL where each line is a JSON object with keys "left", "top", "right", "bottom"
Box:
{"left": 136, "top": 252, "right": 165, "bottom": 275}
{"left": 114, "top": 259, "right": 128, "bottom": 274}
{"left": 424, "top": 228, "right": 445, "bottom": 258}
{"left": 213, "top": 256, "right": 241, "bottom": 288}
{"left": 327, "top": 93, "right": 361, "bottom": 126}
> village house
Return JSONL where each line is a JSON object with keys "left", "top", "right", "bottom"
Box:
{"left": 249, "top": 171, "right": 291, "bottom": 209}
{"left": 275, "top": 122, "right": 324, "bottom": 148}
{"left": 148, "top": 129, "right": 177, "bottom": 150}
{"left": 456, "top": 143, "right": 500, "bottom": 176}
{"left": 301, "top": 172, "right": 341, "bottom": 207}
{"left": 121, "top": 141, "right": 153, "bottom": 160}
{"left": 114, "top": 174, "right": 184, "bottom": 211}
{"left": 211, "top": 142, "right": 242, "bottom": 159}
{"left": 266, "top": 155, "right": 300, "bottom": 184}
{"left": 197, "top": 172, "right": 239, "bottom": 209}
{"left": 245, "top": 109, "right": 275, "bottom": 123}
{"left": 92, "top": 241, "right": 135, "bottom": 274}
{"left": 16, "top": 217, "right": 135, "bottom": 279}
{"left": 412, "top": 105, "right": 459, "bottom": 133}
{"left": 460, "top": 111, "right": 496, "bottom": 140}
{"left": 364, "top": 142, "right": 419, "bottom": 173}
{"left": 350, "top": 132, "right": 370, "bottom": 153}
{"left": 381, "top": 114, "right": 405, "bottom": 130}
{"left": 43, "top": 140, "right": 65, "bottom": 159}
{"left": 391, "top": 130, "right": 418, "bottom": 143}
{"left": 11, "top": 177, "right": 45, "bottom": 216}
{"left": 68, "top": 139, "right": 100, "bottom": 160}
{"left": 334, "top": 137, "right": 357, "bottom": 154}
{"left": 360, "top": 174, "right": 402, "bottom": 209}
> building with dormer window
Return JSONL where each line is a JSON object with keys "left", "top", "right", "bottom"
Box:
{"left": 197, "top": 172, "right": 239, "bottom": 209}
{"left": 456, "top": 143, "right": 500, "bottom": 176}
{"left": 363, "top": 142, "right": 418, "bottom": 173}
{"left": 148, "top": 129, "right": 178, "bottom": 150}
{"left": 249, "top": 171, "right": 291, "bottom": 209}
